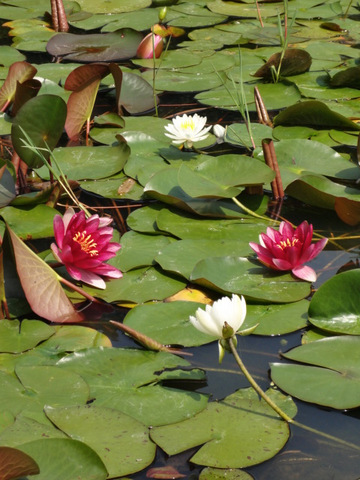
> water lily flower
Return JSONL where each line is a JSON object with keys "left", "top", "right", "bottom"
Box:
{"left": 249, "top": 220, "right": 327, "bottom": 282}
{"left": 136, "top": 32, "right": 163, "bottom": 59}
{"left": 190, "top": 294, "right": 247, "bottom": 362}
{"left": 213, "top": 124, "right": 226, "bottom": 144}
{"left": 164, "top": 113, "right": 212, "bottom": 149}
{"left": 51, "top": 207, "right": 122, "bottom": 289}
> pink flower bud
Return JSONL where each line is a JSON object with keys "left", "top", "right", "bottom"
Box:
{"left": 136, "top": 33, "right": 163, "bottom": 59}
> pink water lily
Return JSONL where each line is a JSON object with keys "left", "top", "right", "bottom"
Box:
{"left": 249, "top": 221, "right": 327, "bottom": 282}
{"left": 136, "top": 32, "right": 163, "bottom": 59}
{"left": 51, "top": 207, "right": 122, "bottom": 289}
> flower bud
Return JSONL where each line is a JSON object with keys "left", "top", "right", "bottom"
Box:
{"left": 159, "top": 7, "right": 167, "bottom": 22}
{"left": 136, "top": 32, "right": 163, "bottom": 59}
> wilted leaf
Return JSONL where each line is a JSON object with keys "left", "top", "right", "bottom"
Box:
{"left": 0, "top": 446, "right": 39, "bottom": 480}
{"left": 253, "top": 49, "right": 312, "bottom": 79}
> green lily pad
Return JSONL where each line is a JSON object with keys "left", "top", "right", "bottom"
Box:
{"left": 199, "top": 467, "right": 254, "bottom": 480}
{"left": 155, "top": 238, "right": 253, "bottom": 279}
{"left": 190, "top": 256, "right": 311, "bottom": 303}
{"left": 271, "top": 336, "right": 360, "bottom": 409}
{"left": 0, "top": 319, "right": 54, "bottom": 353}
{"left": 74, "top": 0, "right": 151, "bottom": 14}
{"left": 246, "top": 300, "right": 309, "bottom": 336}
{"left": 57, "top": 347, "right": 208, "bottom": 426}
{"left": 151, "top": 388, "right": 296, "bottom": 468}
{"left": 115, "top": 230, "right": 175, "bottom": 271}
{"left": 123, "top": 301, "right": 215, "bottom": 346}
{"left": 45, "top": 405, "right": 156, "bottom": 478}
{"left": 308, "top": 269, "right": 360, "bottom": 335}
{"left": 254, "top": 139, "right": 358, "bottom": 189}
{"left": 17, "top": 438, "right": 108, "bottom": 480}
{"left": 36, "top": 144, "right": 130, "bottom": 181}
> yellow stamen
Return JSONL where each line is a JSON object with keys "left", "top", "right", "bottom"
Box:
{"left": 277, "top": 237, "right": 299, "bottom": 250}
{"left": 73, "top": 230, "right": 98, "bottom": 256}
{"left": 181, "top": 119, "right": 195, "bottom": 130}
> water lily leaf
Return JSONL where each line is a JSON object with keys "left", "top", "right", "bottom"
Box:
{"left": 133, "top": 50, "right": 202, "bottom": 70}
{"left": 271, "top": 336, "right": 360, "bottom": 409}
{"left": 11, "top": 94, "right": 67, "bottom": 169}
{"left": 0, "top": 414, "right": 67, "bottom": 448}
{"left": 123, "top": 302, "right": 215, "bottom": 346}
{"left": 151, "top": 388, "right": 295, "bottom": 468}
{"left": 100, "top": 9, "right": 159, "bottom": 32}
{"left": 64, "top": 63, "right": 112, "bottom": 139}
{"left": 0, "top": 364, "right": 89, "bottom": 420}
{"left": 0, "top": 204, "right": 57, "bottom": 239}
{"left": 0, "top": 61, "right": 36, "bottom": 111}
{"left": 87, "top": 265, "right": 186, "bottom": 304}
{"left": 155, "top": 238, "right": 252, "bottom": 279}
{"left": 17, "top": 438, "right": 108, "bottom": 480}
{"left": 155, "top": 207, "right": 268, "bottom": 240}
{"left": 285, "top": 174, "right": 360, "bottom": 211}
{"left": 199, "top": 467, "right": 254, "bottom": 480}
{"left": 46, "top": 30, "right": 143, "bottom": 62}
{"left": 57, "top": 347, "right": 208, "bottom": 426}
{"left": 273, "top": 100, "right": 360, "bottom": 131}
{"left": 335, "top": 196, "right": 360, "bottom": 225}
{"left": 190, "top": 256, "right": 311, "bottom": 303}
{"left": 147, "top": 466, "right": 186, "bottom": 479}
{"left": 116, "top": 231, "right": 175, "bottom": 271}
{"left": 0, "top": 46, "right": 25, "bottom": 67}
{"left": 74, "top": 0, "right": 151, "bottom": 14}
{"left": 0, "top": 319, "right": 54, "bottom": 353}
{"left": 308, "top": 269, "right": 360, "bottom": 335}
{"left": 178, "top": 164, "right": 241, "bottom": 198}
{"left": 45, "top": 404, "right": 156, "bottom": 478}
{"left": 7, "top": 226, "right": 83, "bottom": 324}
{"left": 0, "top": 160, "right": 16, "bottom": 208}
{"left": 37, "top": 144, "right": 130, "bottom": 181}
{"left": 330, "top": 66, "right": 360, "bottom": 89}
{"left": 246, "top": 300, "right": 309, "bottom": 336}
{"left": 226, "top": 123, "right": 273, "bottom": 148}
{"left": 253, "top": 49, "right": 312, "bottom": 79}
{"left": 0, "top": 446, "right": 39, "bottom": 480}
{"left": 254, "top": 139, "right": 358, "bottom": 189}
{"left": 119, "top": 72, "right": 158, "bottom": 114}
{"left": 36, "top": 325, "right": 112, "bottom": 354}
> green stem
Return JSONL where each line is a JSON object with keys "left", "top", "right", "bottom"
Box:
{"left": 229, "top": 337, "right": 360, "bottom": 452}
{"left": 232, "top": 196, "right": 277, "bottom": 224}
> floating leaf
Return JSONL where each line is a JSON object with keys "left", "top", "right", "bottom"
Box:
{"left": 190, "top": 256, "right": 311, "bottom": 303}
{"left": 0, "top": 61, "right": 36, "bottom": 111}
{"left": 17, "top": 438, "right": 108, "bottom": 480}
{"left": 57, "top": 347, "right": 208, "bottom": 426}
{"left": 253, "top": 49, "right": 312, "bottom": 79}
{"left": 273, "top": 100, "right": 360, "bottom": 131}
{"left": 271, "top": 336, "right": 360, "bottom": 409}
{"left": 46, "top": 30, "right": 143, "bottom": 62}
{"left": 0, "top": 319, "right": 54, "bottom": 353}
{"left": 199, "top": 468, "right": 254, "bottom": 480}
{"left": 308, "top": 269, "right": 360, "bottom": 335}
{"left": 0, "top": 446, "right": 39, "bottom": 480}
{"left": 45, "top": 404, "right": 156, "bottom": 478}
{"left": 123, "top": 302, "right": 215, "bottom": 346}
{"left": 11, "top": 95, "right": 67, "bottom": 168}
{"left": 151, "top": 388, "right": 295, "bottom": 468}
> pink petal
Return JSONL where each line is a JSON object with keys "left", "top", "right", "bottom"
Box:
{"left": 273, "top": 258, "right": 293, "bottom": 270}
{"left": 66, "top": 265, "right": 106, "bottom": 289}
{"left": 292, "top": 265, "right": 317, "bottom": 282}
{"left": 53, "top": 215, "right": 65, "bottom": 248}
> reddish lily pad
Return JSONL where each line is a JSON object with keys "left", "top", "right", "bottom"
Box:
{"left": 46, "top": 30, "right": 143, "bottom": 62}
{"left": 7, "top": 226, "right": 83, "bottom": 324}
{"left": 0, "top": 446, "right": 39, "bottom": 480}
{"left": 0, "top": 61, "right": 36, "bottom": 111}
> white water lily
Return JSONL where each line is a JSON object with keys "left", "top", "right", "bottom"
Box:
{"left": 164, "top": 113, "right": 212, "bottom": 148}
{"left": 189, "top": 294, "right": 247, "bottom": 339}
{"left": 213, "top": 124, "right": 226, "bottom": 144}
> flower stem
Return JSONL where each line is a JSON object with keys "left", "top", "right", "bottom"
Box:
{"left": 229, "top": 337, "right": 360, "bottom": 452}
{"left": 58, "top": 276, "right": 101, "bottom": 304}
